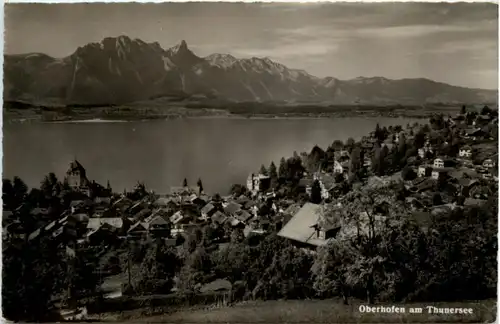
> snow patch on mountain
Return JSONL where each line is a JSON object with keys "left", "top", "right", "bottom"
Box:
{"left": 194, "top": 67, "right": 203, "bottom": 75}
{"left": 168, "top": 40, "right": 188, "bottom": 56}
{"left": 162, "top": 57, "right": 175, "bottom": 72}
{"left": 205, "top": 53, "right": 238, "bottom": 69}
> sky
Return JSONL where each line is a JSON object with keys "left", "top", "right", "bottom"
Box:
{"left": 4, "top": 2, "right": 498, "bottom": 89}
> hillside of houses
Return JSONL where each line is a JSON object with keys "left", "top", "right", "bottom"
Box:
{"left": 2, "top": 105, "right": 498, "bottom": 321}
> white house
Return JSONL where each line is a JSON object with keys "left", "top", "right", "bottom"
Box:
{"left": 418, "top": 166, "right": 431, "bottom": 178}
{"left": 363, "top": 156, "right": 372, "bottom": 167}
{"left": 246, "top": 173, "right": 271, "bottom": 194}
{"left": 459, "top": 146, "right": 472, "bottom": 158}
{"left": 431, "top": 168, "right": 450, "bottom": 180}
{"left": 483, "top": 159, "right": 495, "bottom": 168}
{"left": 418, "top": 145, "right": 434, "bottom": 159}
{"left": 433, "top": 158, "right": 444, "bottom": 168}
{"left": 333, "top": 161, "right": 344, "bottom": 174}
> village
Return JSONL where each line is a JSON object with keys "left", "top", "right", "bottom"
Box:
{"left": 2, "top": 105, "right": 498, "bottom": 320}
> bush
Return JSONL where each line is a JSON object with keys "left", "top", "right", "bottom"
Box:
{"left": 401, "top": 166, "right": 417, "bottom": 181}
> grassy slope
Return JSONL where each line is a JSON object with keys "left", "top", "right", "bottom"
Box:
{"left": 94, "top": 298, "right": 497, "bottom": 323}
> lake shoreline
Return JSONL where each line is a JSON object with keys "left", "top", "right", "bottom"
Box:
{"left": 5, "top": 110, "right": 433, "bottom": 124}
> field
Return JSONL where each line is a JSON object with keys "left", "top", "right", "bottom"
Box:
{"left": 91, "top": 298, "right": 496, "bottom": 323}
{"left": 3, "top": 99, "right": 468, "bottom": 123}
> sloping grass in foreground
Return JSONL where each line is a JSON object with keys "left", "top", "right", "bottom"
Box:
{"left": 136, "top": 298, "right": 496, "bottom": 323}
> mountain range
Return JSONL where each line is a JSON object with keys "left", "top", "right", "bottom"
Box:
{"left": 4, "top": 35, "right": 497, "bottom": 106}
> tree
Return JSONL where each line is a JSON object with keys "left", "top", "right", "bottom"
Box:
{"left": 332, "top": 140, "right": 344, "bottom": 150}
{"left": 310, "top": 180, "right": 322, "bottom": 204}
{"left": 401, "top": 166, "right": 417, "bottom": 181}
{"left": 136, "top": 241, "right": 179, "bottom": 294}
{"left": 3, "top": 237, "right": 67, "bottom": 321}
{"left": 230, "top": 184, "right": 247, "bottom": 197}
{"left": 349, "top": 147, "right": 362, "bottom": 176}
{"left": 2, "top": 178, "right": 27, "bottom": 211}
{"left": 259, "top": 164, "right": 268, "bottom": 176}
{"left": 432, "top": 193, "right": 443, "bottom": 206}
{"left": 67, "top": 246, "right": 103, "bottom": 302}
{"left": 269, "top": 162, "right": 278, "bottom": 188}
{"left": 312, "top": 187, "right": 412, "bottom": 304}
{"left": 197, "top": 178, "right": 204, "bottom": 193}
{"left": 212, "top": 242, "right": 252, "bottom": 284}
{"left": 307, "top": 146, "right": 326, "bottom": 172}
{"left": 278, "top": 157, "right": 287, "bottom": 180}
{"left": 346, "top": 138, "right": 356, "bottom": 152}
{"left": 460, "top": 105, "right": 466, "bottom": 115}
{"left": 481, "top": 105, "right": 492, "bottom": 116}
{"left": 230, "top": 228, "right": 245, "bottom": 244}
{"left": 177, "top": 246, "right": 212, "bottom": 292}
{"left": 40, "top": 173, "right": 62, "bottom": 200}
{"left": 183, "top": 178, "right": 188, "bottom": 187}
{"left": 334, "top": 173, "right": 345, "bottom": 184}
{"left": 371, "top": 145, "right": 388, "bottom": 176}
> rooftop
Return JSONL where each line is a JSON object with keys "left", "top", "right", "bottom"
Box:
{"left": 278, "top": 203, "right": 329, "bottom": 247}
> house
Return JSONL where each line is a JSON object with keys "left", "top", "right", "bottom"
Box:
{"left": 243, "top": 226, "right": 266, "bottom": 239}
{"left": 87, "top": 218, "right": 125, "bottom": 232}
{"left": 236, "top": 195, "right": 251, "bottom": 205}
{"left": 431, "top": 168, "right": 452, "bottom": 180}
{"left": 456, "top": 178, "right": 479, "bottom": 196}
{"left": 464, "top": 198, "right": 488, "bottom": 207}
{"left": 417, "top": 166, "right": 433, "bottom": 178}
{"left": 127, "top": 222, "right": 149, "bottom": 237}
{"left": 469, "top": 185, "right": 492, "bottom": 199}
{"left": 363, "top": 156, "right": 372, "bottom": 167}
{"left": 226, "top": 216, "right": 245, "bottom": 228}
{"left": 170, "top": 186, "right": 200, "bottom": 197}
{"left": 414, "top": 179, "right": 437, "bottom": 193}
{"left": 278, "top": 203, "right": 338, "bottom": 249}
{"left": 86, "top": 224, "right": 120, "bottom": 245}
{"left": 433, "top": 158, "right": 444, "bottom": 168}
{"left": 223, "top": 202, "right": 242, "bottom": 216}
{"left": 94, "top": 197, "right": 111, "bottom": 205}
{"left": 65, "top": 160, "right": 90, "bottom": 194}
{"left": 234, "top": 210, "right": 253, "bottom": 223}
{"left": 465, "top": 128, "right": 486, "bottom": 140}
{"left": 246, "top": 173, "right": 271, "bottom": 194}
{"left": 190, "top": 194, "right": 207, "bottom": 207}
{"left": 169, "top": 211, "right": 185, "bottom": 225}
{"left": 201, "top": 203, "right": 217, "bottom": 220}
{"left": 147, "top": 215, "right": 170, "bottom": 237}
{"left": 418, "top": 146, "right": 435, "bottom": 159}
{"left": 333, "top": 160, "right": 344, "bottom": 174}
{"left": 483, "top": 159, "right": 495, "bottom": 168}
{"left": 459, "top": 146, "right": 473, "bottom": 159}
{"left": 211, "top": 211, "right": 227, "bottom": 226}
{"left": 474, "top": 115, "right": 491, "bottom": 127}
{"left": 154, "top": 197, "right": 179, "bottom": 210}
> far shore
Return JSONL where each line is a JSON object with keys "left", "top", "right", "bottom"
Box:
{"left": 5, "top": 111, "right": 433, "bottom": 124}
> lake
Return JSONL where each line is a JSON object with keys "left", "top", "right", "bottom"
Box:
{"left": 3, "top": 117, "right": 420, "bottom": 195}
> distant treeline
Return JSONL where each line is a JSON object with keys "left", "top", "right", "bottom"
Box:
{"left": 185, "top": 101, "right": 452, "bottom": 115}
{"left": 5, "top": 99, "right": 496, "bottom": 116}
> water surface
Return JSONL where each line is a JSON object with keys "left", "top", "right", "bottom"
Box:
{"left": 3, "top": 117, "right": 419, "bottom": 194}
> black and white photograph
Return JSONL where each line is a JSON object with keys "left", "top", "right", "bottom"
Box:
{"left": 2, "top": 2, "right": 498, "bottom": 322}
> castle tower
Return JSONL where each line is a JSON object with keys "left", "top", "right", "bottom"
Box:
{"left": 65, "top": 160, "right": 89, "bottom": 189}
